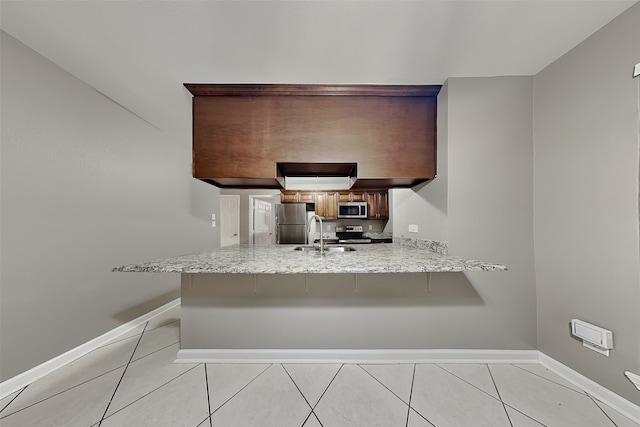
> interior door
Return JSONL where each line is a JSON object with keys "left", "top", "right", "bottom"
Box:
{"left": 253, "top": 199, "right": 273, "bottom": 245}
{"left": 220, "top": 195, "right": 240, "bottom": 247}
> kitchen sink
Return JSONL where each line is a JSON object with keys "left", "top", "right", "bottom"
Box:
{"left": 325, "top": 246, "right": 356, "bottom": 252}
{"left": 293, "top": 245, "right": 317, "bottom": 252}
{"left": 293, "top": 245, "right": 356, "bottom": 252}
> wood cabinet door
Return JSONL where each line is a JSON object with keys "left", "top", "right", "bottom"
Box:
{"left": 314, "top": 192, "right": 324, "bottom": 218}
{"left": 324, "top": 192, "right": 338, "bottom": 219}
{"left": 337, "top": 192, "right": 352, "bottom": 202}
{"left": 281, "top": 191, "right": 314, "bottom": 204}
{"left": 366, "top": 192, "right": 378, "bottom": 219}
{"left": 298, "top": 192, "right": 315, "bottom": 203}
{"left": 281, "top": 191, "right": 299, "bottom": 203}
{"left": 315, "top": 192, "right": 338, "bottom": 220}
{"left": 366, "top": 191, "right": 389, "bottom": 219}
{"left": 350, "top": 192, "right": 367, "bottom": 202}
{"left": 377, "top": 192, "right": 389, "bottom": 219}
{"left": 338, "top": 191, "right": 367, "bottom": 202}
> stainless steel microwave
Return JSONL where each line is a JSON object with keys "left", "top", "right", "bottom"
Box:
{"left": 337, "top": 202, "right": 367, "bottom": 219}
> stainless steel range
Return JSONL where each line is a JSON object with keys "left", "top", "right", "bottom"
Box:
{"left": 335, "top": 225, "right": 371, "bottom": 244}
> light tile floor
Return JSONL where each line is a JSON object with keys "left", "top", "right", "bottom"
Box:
{"left": 1, "top": 306, "right": 638, "bottom": 427}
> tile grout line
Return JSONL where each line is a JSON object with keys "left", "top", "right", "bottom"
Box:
{"left": 97, "top": 321, "right": 149, "bottom": 426}
{"left": 0, "top": 386, "right": 27, "bottom": 414}
{"left": 502, "top": 402, "right": 550, "bottom": 427}
{"left": 406, "top": 365, "right": 437, "bottom": 427}
{"left": 311, "top": 364, "right": 344, "bottom": 413}
{"left": 309, "top": 364, "right": 346, "bottom": 427}
{"left": 101, "top": 364, "right": 202, "bottom": 421}
{"left": 204, "top": 364, "right": 213, "bottom": 427}
{"left": 98, "top": 319, "right": 180, "bottom": 350}
{"left": 130, "top": 340, "right": 180, "bottom": 363}
{"left": 0, "top": 359, "right": 134, "bottom": 419}
{"left": 0, "top": 324, "right": 161, "bottom": 419}
{"left": 281, "top": 364, "right": 318, "bottom": 427}
{"left": 486, "top": 364, "right": 514, "bottom": 427}
{"left": 513, "top": 364, "right": 589, "bottom": 396}
{"left": 435, "top": 363, "right": 503, "bottom": 403}
{"left": 208, "top": 364, "right": 273, "bottom": 415}
{"left": 404, "top": 364, "right": 416, "bottom": 427}
{"left": 357, "top": 364, "right": 411, "bottom": 405}
{"left": 586, "top": 393, "right": 622, "bottom": 427}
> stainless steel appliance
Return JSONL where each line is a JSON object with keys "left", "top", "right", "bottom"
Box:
{"left": 276, "top": 203, "right": 313, "bottom": 244}
{"left": 337, "top": 202, "right": 367, "bottom": 219}
{"left": 335, "top": 225, "right": 372, "bottom": 244}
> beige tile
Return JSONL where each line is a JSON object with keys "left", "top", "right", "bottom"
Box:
{"left": 106, "top": 343, "right": 199, "bottom": 415}
{"left": 411, "top": 364, "right": 511, "bottom": 427}
{"left": 302, "top": 412, "right": 323, "bottom": 427}
{"left": 515, "top": 363, "right": 586, "bottom": 394}
{"left": 0, "top": 388, "right": 25, "bottom": 413}
{"left": 104, "top": 324, "right": 145, "bottom": 345}
{"left": 101, "top": 365, "right": 209, "bottom": 427}
{"left": 206, "top": 363, "right": 271, "bottom": 411}
{"left": 361, "top": 364, "right": 415, "bottom": 403}
{"left": 505, "top": 406, "right": 546, "bottom": 426}
{"left": 437, "top": 363, "right": 499, "bottom": 399}
{"left": 132, "top": 321, "right": 180, "bottom": 361}
{"left": 490, "top": 364, "right": 616, "bottom": 427}
{"left": 211, "top": 364, "right": 310, "bottom": 427}
{"left": 1, "top": 336, "right": 137, "bottom": 415}
{"left": 407, "top": 408, "right": 435, "bottom": 427}
{"left": 314, "top": 364, "right": 408, "bottom": 427}
{"left": 283, "top": 364, "right": 341, "bottom": 406}
{"left": 0, "top": 367, "right": 124, "bottom": 427}
{"left": 593, "top": 399, "right": 640, "bottom": 427}
{"left": 147, "top": 305, "right": 180, "bottom": 331}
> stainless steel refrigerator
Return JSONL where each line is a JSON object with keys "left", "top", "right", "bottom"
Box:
{"left": 276, "top": 203, "right": 310, "bottom": 244}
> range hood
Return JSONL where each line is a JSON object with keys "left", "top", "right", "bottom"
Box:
{"left": 277, "top": 162, "right": 357, "bottom": 190}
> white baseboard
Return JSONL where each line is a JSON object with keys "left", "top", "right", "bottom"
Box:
{"left": 0, "top": 298, "right": 181, "bottom": 400}
{"left": 3, "top": 306, "right": 638, "bottom": 425}
{"left": 175, "top": 348, "right": 540, "bottom": 364}
{"left": 540, "top": 352, "right": 640, "bottom": 424}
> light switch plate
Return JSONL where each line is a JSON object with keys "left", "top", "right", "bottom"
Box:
{"left": 408, "top": 224, "right": 419, "bottom": 233}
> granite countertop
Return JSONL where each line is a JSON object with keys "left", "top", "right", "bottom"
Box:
{"left": 112, "top": 241, "right": 507, "bottom": 274}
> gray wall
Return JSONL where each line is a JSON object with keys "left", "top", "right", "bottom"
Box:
{"left": 0, "top": 32, "right": 220, "bottom": 380}
{"left": 391, "top": 76, "right": 538, "bottom": 351}
{"left": 533, "top": 3, "right": 640, "bottom": 404}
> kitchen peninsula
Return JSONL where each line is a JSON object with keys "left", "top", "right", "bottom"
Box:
{"left": 114, "top": 240, "right": 506, "bottom": 363}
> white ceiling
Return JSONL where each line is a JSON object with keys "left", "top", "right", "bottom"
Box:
{"left": 1, "top": 1, "right": 636, "bottom": 136}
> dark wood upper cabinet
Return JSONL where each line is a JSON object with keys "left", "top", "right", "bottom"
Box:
{"left": 185, "top": 84, "right": 441, "bottom": 189}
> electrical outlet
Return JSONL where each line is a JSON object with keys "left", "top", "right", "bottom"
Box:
{"left": 369, "top": 225, "right": 372, "bottom": 230}
{"left": 211, "top": 220, "right": 216, "bottom": 228}
{"left": 408, "top": 224, "right": 419, "bottom": 233}
{"left": 211, "top": 213, "right": 216, "bottom": 221}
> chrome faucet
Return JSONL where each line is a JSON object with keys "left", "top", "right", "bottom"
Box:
{"left": 308, "top": 214, "right": 324, "bottom": 254}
